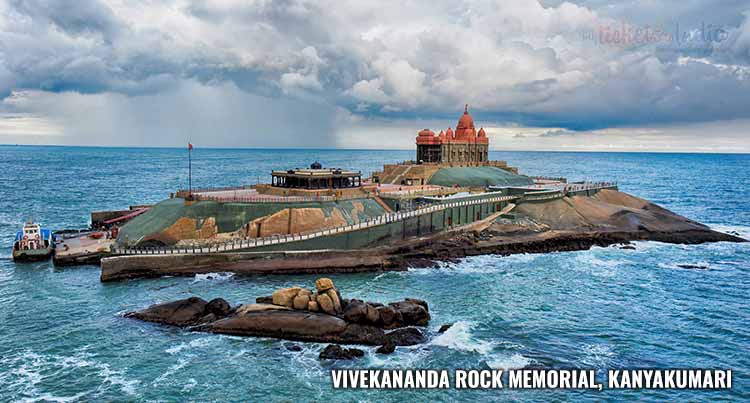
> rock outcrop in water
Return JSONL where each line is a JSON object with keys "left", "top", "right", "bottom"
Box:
{"left": 101, "top": 190, "right": 746, "bottom": 282}
{"left": 125, "top": 278, "right": 429, "bottom": 349}
{"left": 319, "top": 344, "right": 365, "bottom": 360}
{"left": 386, "top": 189, "right": 746, "bottom": 269}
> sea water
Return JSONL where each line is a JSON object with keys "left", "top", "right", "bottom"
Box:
{"left": 0, "top": 146, "right": 748, "bottom": 402}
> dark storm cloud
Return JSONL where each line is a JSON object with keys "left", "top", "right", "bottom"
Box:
{"left": 9, "top": 0, "right": 122, "bottom": 41}
{"left": 0, "top": 0, "right": 749, "bottom": 146}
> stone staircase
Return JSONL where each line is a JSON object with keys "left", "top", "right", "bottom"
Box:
{"left": 372, "top": 196, "right": 394, "bottom": 213}
{"left": 380, "top": 165, "right": 412, "bottom": 184}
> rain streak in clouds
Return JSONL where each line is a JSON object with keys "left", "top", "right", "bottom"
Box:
{"left": 0, "top": 0, "right": 749, "bottom": 151}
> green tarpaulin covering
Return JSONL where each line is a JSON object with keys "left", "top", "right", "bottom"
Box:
{"left": 117, "top": 197, "right": 386, "bottom": 246}
{"left": 427, "top": 166, "right": 534, "bottom": 188}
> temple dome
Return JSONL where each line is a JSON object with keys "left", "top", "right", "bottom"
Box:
{"left": 456, "top": 104, "right": 474, "bottom": 129}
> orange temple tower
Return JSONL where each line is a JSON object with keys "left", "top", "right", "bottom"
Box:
{"left": 416, "top": 105, "right": 489, "bottom": 163}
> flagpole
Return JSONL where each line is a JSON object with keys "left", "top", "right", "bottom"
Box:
{"left": 188, "top": 143, "right": 192, "bottom": 197}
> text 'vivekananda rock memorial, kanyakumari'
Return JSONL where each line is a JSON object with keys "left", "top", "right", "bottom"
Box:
{"left": 43, "top": 105, "right": 738, "bottom": 282}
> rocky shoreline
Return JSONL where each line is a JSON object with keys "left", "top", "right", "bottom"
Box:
{"left": 125, "top": 278, "right": 432, "bottom": 358}
{"left": 102, "top": 190, "right": 746, "bottom": 281}
{"left": 388, "top": 228, "right": 744, "bottom": 269}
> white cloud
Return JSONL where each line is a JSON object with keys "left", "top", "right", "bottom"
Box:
{"left": 0, "top": 0, "right": 748, "bottom": 150}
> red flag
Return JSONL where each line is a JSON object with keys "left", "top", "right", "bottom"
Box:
{"left": 188, "top": 143, "right": 193, "bottom": 150}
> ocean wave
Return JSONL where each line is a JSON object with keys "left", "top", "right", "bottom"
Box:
{"left": 657, "top": 261, "right": 711, "bottom": 271}
{"left": 572, "top": 253, "right": 628, "bottom": 277}
{"left": 165, "top": 336, "right": 216, "bottom": 355}
{"left": 22, "top": 391, "right": 89, "bottom": 403}
{"left": 182, "top": 378, "right": 198, "bottom": 392}
{"left": 430, "top": 321, "right": 495, "bottom": 354}
{"left": 407, "top": 254, "right": 538, "bottom": 276}
{"left": 578, "top": 343, "right": 616, "bottom": 368}
{"left": 192, "top": 272, "right": 235, "bottom": 282}
{"left": 153, "top": 358, "right": 190, "bottom": 385}
{"left": 0, "top": 349, "right": 139, "bottom": 398}
{"left": 365, "top": 342, "right": 431, "bottom": 369}
{"left": 629, "top": 240, "right": 671, "bottom": 251}
{"left": 286, "top": 343, "right": 327, "bottom": 381}
{"left": 709, "top": 224, "right": 750, "bottom": 239}
{"left": 486, "top": 353, "right": 534, "bottom": 370}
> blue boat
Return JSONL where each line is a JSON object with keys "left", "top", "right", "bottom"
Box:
{"left": 12, "top": 222, "right": 54, "bottom": 262}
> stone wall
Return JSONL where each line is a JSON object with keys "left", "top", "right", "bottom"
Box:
{"left": 247, "top": 198, "right": 510, "bottom": 252}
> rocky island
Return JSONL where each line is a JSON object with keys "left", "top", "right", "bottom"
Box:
{"left": 98, "top": 107, "right": 745, "bottom": 281}
{"left": 126, "top": 278, "right": 431, "bottom": 358}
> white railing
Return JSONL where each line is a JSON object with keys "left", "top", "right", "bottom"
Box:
{"left": 110, "top": 184, "right": 618, "bottom": 256}
{"left": 563, "top": 182, "right": 617, "bottom": 195}
{"left": 111, "top": 192, "right": 518, "bottom": 256}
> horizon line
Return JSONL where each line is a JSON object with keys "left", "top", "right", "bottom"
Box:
{"left": 1, "top": 143, "right": 749, "bottom": 155}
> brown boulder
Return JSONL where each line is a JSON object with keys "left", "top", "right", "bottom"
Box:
{"left": 386, "top": 327, "right": 425, "bottom": 346}
{"left": 307, "top": 300, "right": 319, "bottom": 312}
{"left": 389, "top": 300, "right": 430, "bottom": 326}
{"left": 365, "top": 305, "right": 380, "bottom": 324}
{"left": 321, "top": 289, "right": 342, "bottom": 314}
{"left": 376, "top": 340, "right": 396, "bottom": 354}
{"left": 340, "top": 323, "right": 387, "bottom": 345}
{"left": 405, "top": 298, "right": 429, "bottom": 311}
{"left": 317, "top": 293, "right": 336, "bottom": 315}
{"left": 342, "top": 300, "right": 368, "bottom": 323}
{"left": 235, "top": 303, "right": 291, "bottom": 315}
{"left": 315, "top": 277, "right": 335, "bottom": 292}
{"left": 203, "top": 310, "right": 348, "bottom": 340}
{"left": 341, "top": 299, "right": 379, "bottom": 325}
{"left": 206, "top": 298, "right": 231, "bottom": 317}
{"left": 272, "top": 287, "right": 303, "bottom": 307}
{"left": 319, "top": 344, "right": 364, "bottom": 360}
{"left": 124, "top": 297, "right": 209, "bottom": 327}
{"left": 198, "top": 311, "right": 388, "bottom": 345}
{"left": 376, "top": 306, "right": 397, "bottom": 327}
{"left": 293, "top": 294, "right": 310, "bottom": 310}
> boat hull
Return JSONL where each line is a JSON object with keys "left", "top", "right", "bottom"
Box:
{"left": 12, "top": 247, "right": 53, "bottom": 262}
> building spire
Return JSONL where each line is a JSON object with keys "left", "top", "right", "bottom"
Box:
{"left": 464, "top": 104, "right": 468, "bottom": 114}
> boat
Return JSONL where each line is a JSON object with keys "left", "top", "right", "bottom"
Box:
{"left": 12, "top": 222, "right": 54, "bottom": 262}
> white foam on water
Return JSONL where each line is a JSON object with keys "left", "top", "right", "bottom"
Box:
{"left": 572, "top": 253, "right": 628, "bottom": 278}
{"left": 630, "top": 240, "right": 670, "bottom": 251}
{"left": 579, "top": 343, "right": 616, "bottom": 368}
{"left": 657, "top": 261, "right": 711, "bottom": 271}
{"left": 192, "top": 272, "right": 235, "bottom": 283}
{"left": 430, "top": 321, "right": 495, "bottom": 354}
{"left": 486, "top": 353, "right": 534, "bottom": 370}
{"left": 1, "top": 349, "right": 140, "bottom": 398}
{"left": 20, "top": 391, "right": 89, "bottom": 403}
{"left": 286, "top": 343, "right": 327, "bottom": 382}
{"left": 402, "top": 252, "right": 544, "bottom": 277}
{"left": 153, "top": 358, "right": 190, "bottom": 385}
{"left": 165, "top": 336, "right": 215, "bottom": 355}
{"left": 182, "top": 378, "right": 198, "bottom": 392}
{"left": 97, "top": 365, "right": 139, "bottom": 396}
{"left": 709, "top": 224, "right": 750, "bottom": 239}
{"left": 366, "top": 343, "right": 431, "bottom": 368}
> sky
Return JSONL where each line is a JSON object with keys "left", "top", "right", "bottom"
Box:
{"left": 0, "top": 0, "right": 749, "bottom": 152}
